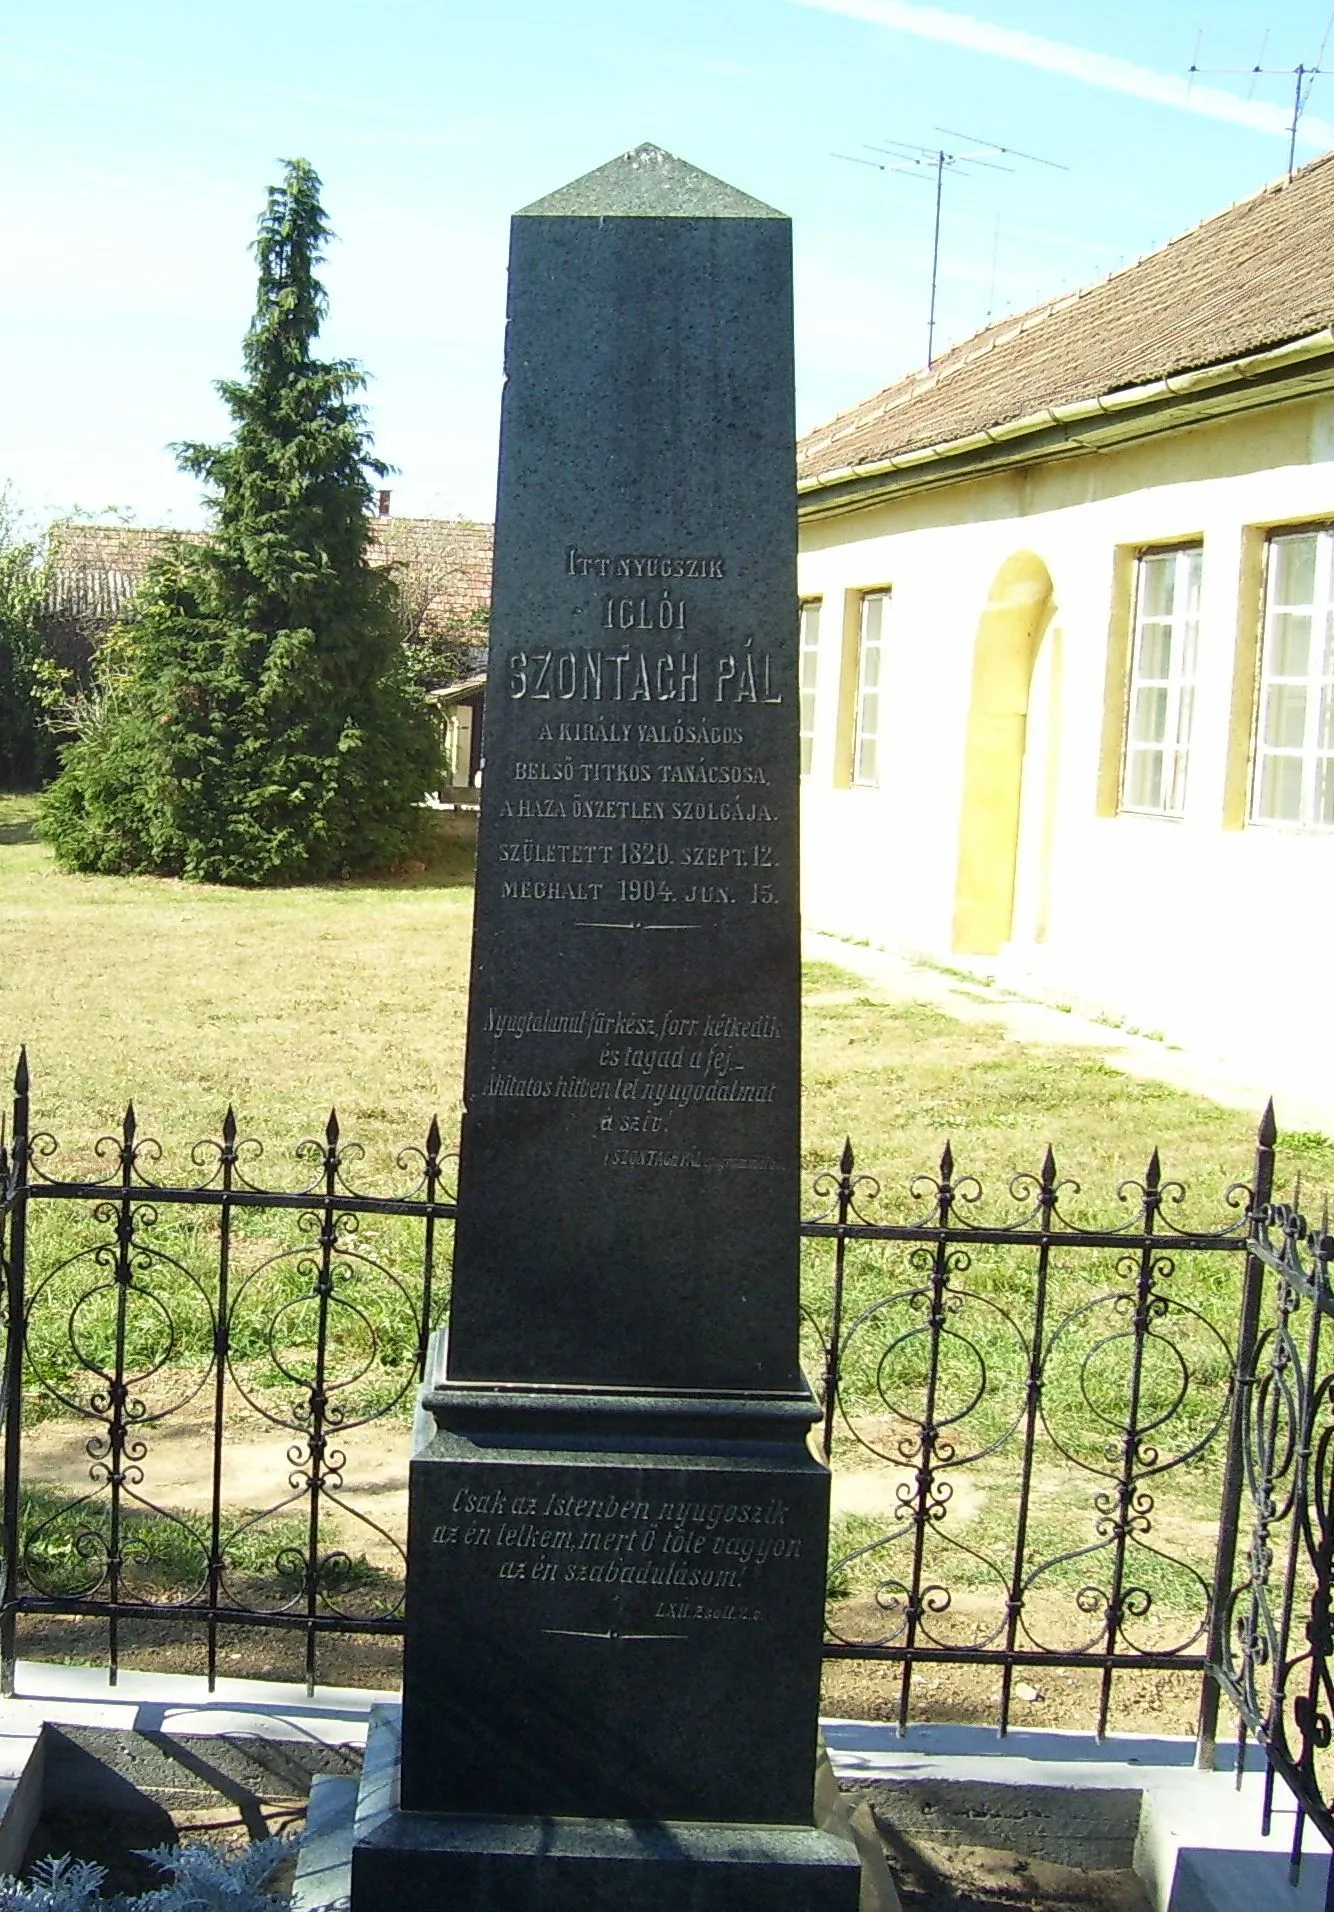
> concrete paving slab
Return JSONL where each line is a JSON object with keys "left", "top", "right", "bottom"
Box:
{"left": 290, "top": 1775, "right": 356, "bottom": 1912}
{"left": 0, "top": 1671, "right": 1326, "bottom": 1911}
{"left": 0, "top": 1661, "right": 396, "bottom": 1749}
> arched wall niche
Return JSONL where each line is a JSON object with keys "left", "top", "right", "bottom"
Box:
{"left": 951, "top": 551, "right": 1055, "bottom": 956}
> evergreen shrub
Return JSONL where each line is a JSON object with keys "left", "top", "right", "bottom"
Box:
{"left": 44, "top": 160, "right": 440, "bottom": 883}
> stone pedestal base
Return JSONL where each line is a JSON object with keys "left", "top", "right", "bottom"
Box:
{"left": 402, "top": 1374, "right": 834, "bottom": 1825}
{"left": 353, "top": 1806, "right": 862, "bottom": 1912}
{"left": 343, "top": 1365, "right": 875, "bottom": 1909}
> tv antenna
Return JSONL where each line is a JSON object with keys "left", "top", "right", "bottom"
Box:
{"left": 834, "top": 128, "right": 1068, "bottom": 368}
{"left": 1189, "top": 16, "right": 1334, "bottom": 178}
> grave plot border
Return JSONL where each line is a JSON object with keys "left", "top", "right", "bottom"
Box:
{"left": 2, "top": 1053, "right": 1320, "bottom": 1873}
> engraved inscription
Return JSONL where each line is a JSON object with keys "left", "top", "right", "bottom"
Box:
{"left": 601, "top": 595, "right": 688, "bottom": 632}
{"left": 565, "top": 546, "right": 726, "bottom": 580}
{"left": 430, "top": 1484, "right": 799, "bottom": 1621}
{"left": 475, "top": 532, "right": 793, "bottom": 1176}
{"left": 473, "top": 1002, "right": 784, "bottom": 1165}
{"left": 505, "top": 646, "right": 782, "bottom": 704}
{"left": 493, "top": 547, "right": 788, "bottom": 927}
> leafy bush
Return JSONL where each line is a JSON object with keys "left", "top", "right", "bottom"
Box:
{"left": 0, "top": 1839, "right": 293, "bottom": 1912}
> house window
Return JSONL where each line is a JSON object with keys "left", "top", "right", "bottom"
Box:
{"left": 1121, "top": 547, "right": 1201, "bottom": 816}
{"left": 1251, "top": 529, "right": 1334, "bottom": 829}
{"left": 799, "top": 600, "right": 821, "bottom": 777}
{"left": 853, "top": 591, "right": 886, "bottom": 787}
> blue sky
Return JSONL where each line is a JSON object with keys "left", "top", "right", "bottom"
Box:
{"left": 3, "top": 0, "right": 1333, "bottom": 528}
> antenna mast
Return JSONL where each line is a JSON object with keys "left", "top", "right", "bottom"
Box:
{"left": 1189, "top": 18, "right": 1333, "bottom": 178}
{"left": 834, "top": 128, "right": 1067, "bottom": 368}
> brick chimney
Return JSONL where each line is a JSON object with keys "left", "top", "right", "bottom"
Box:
{"left": 377, "top": 489, "right": 392, "bottom": 518}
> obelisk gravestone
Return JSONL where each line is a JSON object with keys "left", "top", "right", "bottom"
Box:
{"left": 352, "top": 144, "right": 860, "bottom": 1911}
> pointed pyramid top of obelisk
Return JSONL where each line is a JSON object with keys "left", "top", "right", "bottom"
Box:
{"left": 517, "top": 143, "right": 785, "bottom": 219}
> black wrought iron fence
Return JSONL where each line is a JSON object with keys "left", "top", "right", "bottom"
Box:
{"left": 0, "top": 1052, "right": 456, "bottom": 1694}
{"left": 0, "top": 1048, "right": 1295, "bottom": 1796}
{"left": 1210, "top": 1181, "right": 1334, "bottom": 1892}
{"left": 799, "top": 1126, "right": 1264, "bottom": 1753}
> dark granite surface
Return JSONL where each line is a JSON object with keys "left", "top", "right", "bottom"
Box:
{"left": 352, "top": 1810, "right": 861, "bottom": 1912}
{"left": 520, "top": 141, "right": 785, "bottom": 219}
{"left": 400, "top": 1419, "right": 830, "bottom": 1824}
{"left": 448, "top": 143, "right": 799, "bottom": 1393}
{"left": 352, "top": 151, "right": 858, "bottom": 1912}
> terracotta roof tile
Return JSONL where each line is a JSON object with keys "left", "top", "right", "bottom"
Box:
{"left": 798, "top": 149, "right": 1334, "bottom": 484}
{"left": 45, "top": 516, "right": 494, "bottom": 638}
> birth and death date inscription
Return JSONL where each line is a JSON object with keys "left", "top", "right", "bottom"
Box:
{"left": 489, "top": 543, "right": 790, "bottom": 920}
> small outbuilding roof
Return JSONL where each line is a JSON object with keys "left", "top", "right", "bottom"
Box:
{"left": 45, "top": 516, "right": 494, "bottom": 638}
{"left": 426, "top": 669, "right": 488, "bottom": 708}
{"left": 798, "top": 149, "right": 1334, "bottom": 490}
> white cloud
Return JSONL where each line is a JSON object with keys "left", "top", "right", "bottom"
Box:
{"left": 788, "top": 0, "right": 1334, "bottom": 150}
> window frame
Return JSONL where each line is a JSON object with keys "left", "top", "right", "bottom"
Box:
{"left": 1119, "top": 543, "right": 1202, "bottom": 820}
{"left": 798, "top": 598, "right": 821, "bottom": 779}
{"left": 1249, "top": 525, "right": 1334, "bottom": 832}
{"left": 852, "top": 590, "right": 887, "bottom": 789}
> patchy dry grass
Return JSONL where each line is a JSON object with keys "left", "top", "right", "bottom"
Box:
{"left": 0, "top": 794, "right": 474, "bottom": 1181}
{"left": 798, "top": 961, "right": 1311, "bottom": 1227}
{"left": 6, "top": 787, "right": 1330, "bottom": 1718}
{"left": 4, "top": 790, "right": 1323, "bottom": 1208}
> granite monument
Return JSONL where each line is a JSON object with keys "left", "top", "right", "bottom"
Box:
{"left": 351, "top": 142, "right": 861, "bottom": 1911}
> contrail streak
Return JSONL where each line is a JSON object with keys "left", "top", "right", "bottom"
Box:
{"left": 789, "top": 0, "right": 1334, "bottom": 150}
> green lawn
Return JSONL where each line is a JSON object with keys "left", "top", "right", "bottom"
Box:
{"left": 4, "top": 786, "right": 1326, "bottom": 1723}
{"left": 2, "top": 787, "right": 1320, "bottom": 1209}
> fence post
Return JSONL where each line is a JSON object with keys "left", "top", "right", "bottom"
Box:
{"left": 821, "top": 1138, "right": 853, "bottom": 1461}
{"left": 1197, "top": 1099, "right": 1276, "bottom": 1769}
{"left": 417, "top": 1116, "right": 442, "bottom": 1379}
{"left": 1, "top": 1052, "right": 30, "bottom": 1697}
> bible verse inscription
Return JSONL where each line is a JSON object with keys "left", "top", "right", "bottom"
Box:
{"left": 431, "top": 1485, "right": 802, "bottom": 1623}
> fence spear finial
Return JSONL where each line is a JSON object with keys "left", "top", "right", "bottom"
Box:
{"left": 1260, "top": 1098, "right": 1278, "bottom": 1149}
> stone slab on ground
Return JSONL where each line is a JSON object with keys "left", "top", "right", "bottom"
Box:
{"left": 825, "top": 1719, "right": 1334, "bottom": 1912}
{"left": 290, "top": 1776, "right": 358, "bottom": 1912}
{"left": 337, "top": 1708, "right": 881, "bottom": 1912}
{"left": 0, "top": 1675, "right": 1320, "bottom": 1912}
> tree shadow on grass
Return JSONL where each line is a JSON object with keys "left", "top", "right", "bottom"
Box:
{"left": 0, "top": 791, "right": 41, "bottom": 843}
{"left": 332, "top": 816, "right": 478, "bottom": 893}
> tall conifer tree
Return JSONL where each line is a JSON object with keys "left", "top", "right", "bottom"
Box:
{"left": 45, "top": 160, "right": 440, "bottom": 883}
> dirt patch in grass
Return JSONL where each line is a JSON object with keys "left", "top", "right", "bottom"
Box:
{"left": 878, "top": 1834, "right": 1151, "bottom": 1911}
